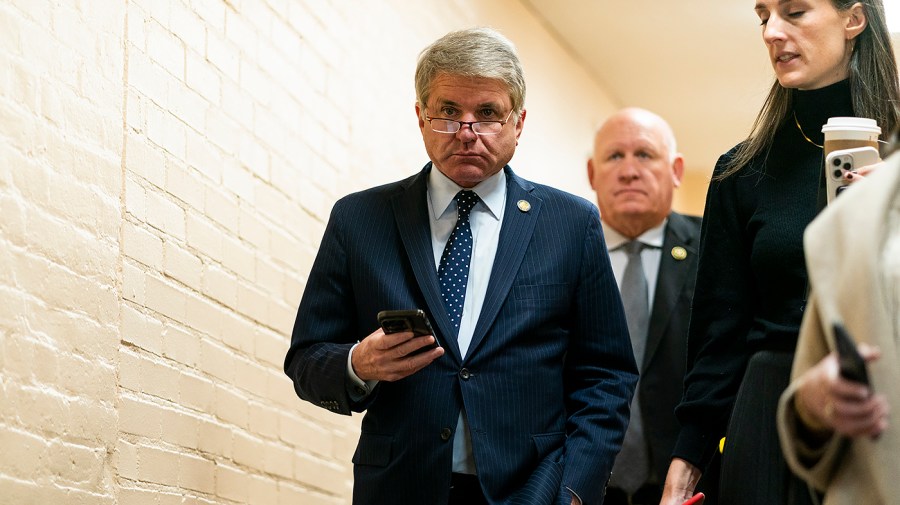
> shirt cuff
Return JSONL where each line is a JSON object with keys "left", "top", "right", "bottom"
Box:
{"left": 566, "top": 486, "right": 582, "bottom": 505}
{"left": 347, "top": 342, "right": 378, "bottom": 400}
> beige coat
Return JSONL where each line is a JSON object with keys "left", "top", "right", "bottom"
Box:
{"left": 777, "top": 153, "right": 900, "bottom": 505}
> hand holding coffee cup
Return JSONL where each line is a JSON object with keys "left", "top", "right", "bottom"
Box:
{"left": 821, "top": 117, "right": 882, "bottom": 203}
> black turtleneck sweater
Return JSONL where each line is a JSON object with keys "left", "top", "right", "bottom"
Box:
{"left": 673, "top": 80, "right": 854, "bottom": 468}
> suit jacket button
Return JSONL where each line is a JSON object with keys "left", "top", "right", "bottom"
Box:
{"left": 440, "top": 427, "right": 453, "bottom": 441}
{"left": 459, "top": 368, "right": 471, "bottom": 380}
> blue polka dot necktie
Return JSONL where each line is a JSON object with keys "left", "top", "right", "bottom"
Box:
{"left": 438, "top": 190, "right": 479, "bottom": 334}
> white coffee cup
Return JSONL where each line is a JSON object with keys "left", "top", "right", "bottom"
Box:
{"left": 821, "top": 117, "right": 881, "bottom": 157}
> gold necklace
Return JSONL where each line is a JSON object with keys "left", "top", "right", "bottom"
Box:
{"left": 793, "top": 111, "right": 823, "bottom": 148}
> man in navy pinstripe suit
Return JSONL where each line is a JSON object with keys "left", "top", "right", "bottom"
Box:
{"left": 285, "top": 27, "right": 637, "bottom": 505}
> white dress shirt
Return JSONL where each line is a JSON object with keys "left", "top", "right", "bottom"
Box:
{"left": 601, "top": 219, "right": 667, "bottom": 311}
{"left": 429, "top": 167, "right": 506, "bottom": 474}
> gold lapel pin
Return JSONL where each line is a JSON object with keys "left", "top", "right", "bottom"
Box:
{"left": 517, "top": 200, "right": 531, "bottom": 212}
{"left": 671, "top": 246, "right": 687, "bottom": 261}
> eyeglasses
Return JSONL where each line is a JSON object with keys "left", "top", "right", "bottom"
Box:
{"left": 424, "top": 109, "right": 515, "bottom": 135}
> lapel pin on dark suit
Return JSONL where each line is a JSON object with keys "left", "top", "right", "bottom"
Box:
{"left": 671, "top": 246, "right": 687, "bottom": 261}
{"left": 517, "top": 200, "right": 531, "bottom": 212}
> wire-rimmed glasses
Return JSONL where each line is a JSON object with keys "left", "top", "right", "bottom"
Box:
{"left": 424, "top": 109, "right": 515, "bottom": 135}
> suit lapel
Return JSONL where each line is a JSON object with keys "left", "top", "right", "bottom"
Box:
{"left": 391, "top": 166, "right": 463, "bottom": 362}
{"left": 644, "top": 213, "right": 696, "bottom": 370}
{"left": 467, "top": 169, "right": 540, "bottom": 358}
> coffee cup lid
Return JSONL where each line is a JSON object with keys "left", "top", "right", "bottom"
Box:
{"left": 821, "top": 116, "right": 881, "bottom": 134}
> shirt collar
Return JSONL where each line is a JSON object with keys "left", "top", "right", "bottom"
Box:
{"left": 428, "top": 166, "right": 506, "bottom": 221}
{"left": 602, "top": 218, "right": 668, "bottom": 251}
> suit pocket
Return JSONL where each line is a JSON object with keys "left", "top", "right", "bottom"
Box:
{"left": 531, "top": 431, "right": 565, "bottom": 460}
{"left": 511, "top": 283, "right": 569, "bottom": 301}
{"left": 352, "top": 433, "right": 393, "bottom": 467}
{"left": 511, "top": 284, "right": 570, "bottom": 315}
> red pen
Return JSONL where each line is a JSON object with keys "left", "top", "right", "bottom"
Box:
{"left": 682, "top": 492, "right": 705, "bottom": 505}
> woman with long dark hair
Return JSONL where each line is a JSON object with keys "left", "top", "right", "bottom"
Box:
{"left": 659, "top": 1, "right": 900, "bottom": 504}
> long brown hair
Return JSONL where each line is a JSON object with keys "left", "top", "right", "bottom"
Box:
{"left": 718, "top": 0, "right": 900, "bottom": 180}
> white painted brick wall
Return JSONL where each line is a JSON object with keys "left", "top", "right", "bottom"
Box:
{"left": 0, "top": 1, "right": 621, "bottom": 503}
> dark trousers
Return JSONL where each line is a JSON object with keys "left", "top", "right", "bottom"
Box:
{"left": 604, "top": 484, "right": 662, "bottom": 505}
{"left": 448, "top": 473, "right": 488, "bottom": 505}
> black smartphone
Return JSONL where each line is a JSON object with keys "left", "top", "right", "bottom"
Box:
{"left": 377, "top": 309, "right": 439, "bottom": 354}
{"left": 832, "top": 322, "right": 870, "bottom": 387}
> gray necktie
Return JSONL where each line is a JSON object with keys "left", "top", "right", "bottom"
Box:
{"left": 622, "top": 240, "right": 649, "bottom": 365}
{"left": 610, "top": 240, "right": 650, "bottom": 493}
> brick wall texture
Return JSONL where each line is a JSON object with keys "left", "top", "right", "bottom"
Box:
{"left": 0, "top": 1, "right": 618, "bottom": 503}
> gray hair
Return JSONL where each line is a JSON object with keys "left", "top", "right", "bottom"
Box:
{"left": 415, "top": 27, "right": 526, "bottom": 120}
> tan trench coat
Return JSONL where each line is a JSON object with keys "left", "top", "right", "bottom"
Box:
{"left": 777, "top": 152, "right": 900, "bottom": 505}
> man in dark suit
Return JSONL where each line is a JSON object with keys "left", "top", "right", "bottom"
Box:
{"left": 586, "top": 108, "right": 715, "bottom": 505}
{"left": 284, "top": 28, "right": 637, "bottom": 505}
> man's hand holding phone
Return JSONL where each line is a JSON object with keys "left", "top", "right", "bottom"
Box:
{"left": 351, "top": 309, "right": 444, "bottom": 382}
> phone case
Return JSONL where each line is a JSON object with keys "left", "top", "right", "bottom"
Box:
{"left": 377, "top": 309, "right": 439, "bottom": 355}
{"left": 824, "top": 146, "right": 881, "bottom": 204}
{"left": 377, "top": 309, "right": 434, "bottom": 335}
{"left": 832, "top": 322, "right": 870, "bottom": 386}
{"left": 682, "top": 493, "right": 705, "bottom": 505}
